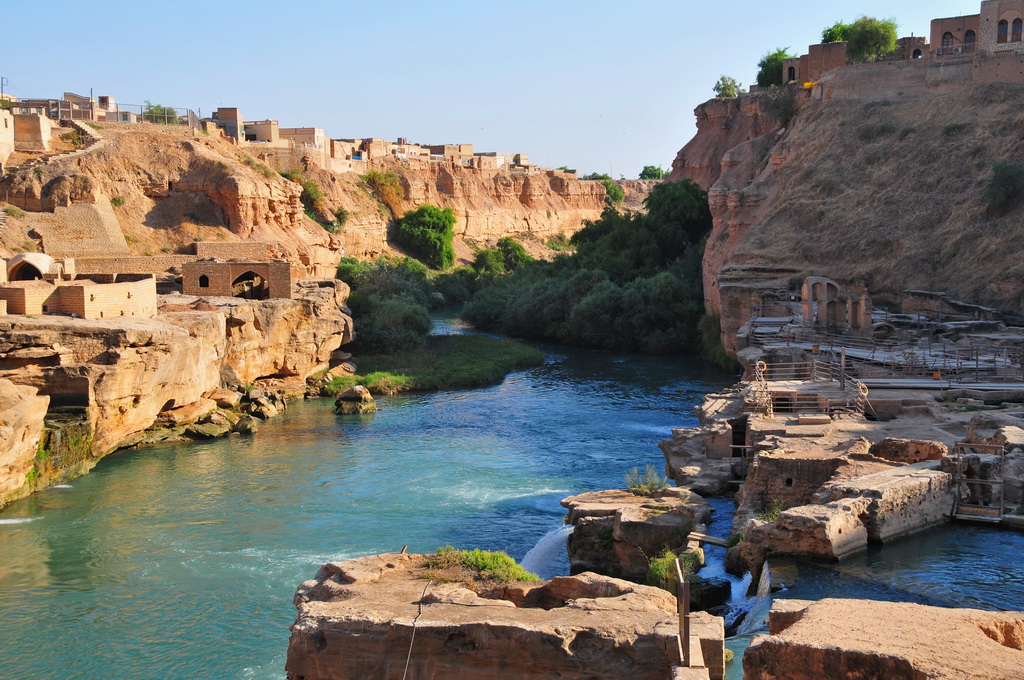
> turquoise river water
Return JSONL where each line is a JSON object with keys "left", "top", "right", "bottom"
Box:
{"left": 2, "top": 325, "right": 1023, "bottom": 680}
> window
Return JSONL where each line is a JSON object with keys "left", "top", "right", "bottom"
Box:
{"left": 1013, "top": 18, "right": 1022, "bottom": 42}
{"left": 913, "top": 49, "right": 923, "bottom": 58}
{"left": 942, "top": 31, "right": 955, "bottom": 49}
{"left": 965, "top": 30, "right": 977, "bottom": 49}
{"left": 788, "top": 66, "right": 796, "bottom": 81}
{"left": 198, "top": 275, "right": 209, "bottom": 288}
{"left": 999, "top": 19, "right": 1009, "bottom": 43}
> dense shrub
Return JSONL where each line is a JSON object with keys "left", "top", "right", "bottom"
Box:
{"left": 986, "top": 162, "right": 1024, "bottom": 214}
{"left": 393, "top": 204, "right": 456, "bottom": 269}
{"left": 845, "top": 16, "right": 898, "bottom": 63}
{"left": 346, "top": 292, "right": 432, "bottom": 355}
{"left": 756, "top": 48, "right": 794, "bottom": 88}
{"left": 463, "top": 179, "right": 714, "bottom": 354}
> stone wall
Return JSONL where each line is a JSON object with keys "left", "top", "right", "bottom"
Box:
{"left": 35, "top": 201, "right": 130, "bottom": 258}
{"left": 74, "top": 255, "right": 196, "bottom": 275}
{"left": 738, "top": 453, "right": 848, "bottom": 514}
{"left": 193, "top": 241, "right": 273, "bottom": 260}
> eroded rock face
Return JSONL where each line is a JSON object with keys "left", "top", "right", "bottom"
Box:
{"left": 287, "top": 553, "right": 718, "bottom": 680}
{"left": 0, "top": 379, "right": 49, "bottom": 505}
{"left": 746, "top": 598, "right": 1024, "bottom": 680}
{"left": 0, "top": 282, "right": 352, "bottom": 506}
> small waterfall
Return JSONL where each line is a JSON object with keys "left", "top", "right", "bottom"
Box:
{"left": 520, "top": 525, "right": 573, "bottom": 580}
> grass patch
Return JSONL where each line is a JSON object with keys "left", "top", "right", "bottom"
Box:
{"left": 3, "top": 205, "right": 25, "bottom": 219}
{"left": 324, "top": 334, "right": 544, "bottom": 396}
{"left": 423, "top": 545, "right": 540, "bottom": 583}
{"left": 625, "top": 464, "right": 670, "bottom": 496}
{"left": 754, "top": 497, "right": 785, "bottom": 522}
{"left": 111, "top": 196, "right": 125, "bottom": 208}
{"left": 646, "top": 549, "right": 700, "bottom": 593}
{"left": 944, "top": 122, "right": 969, "bottom": 136}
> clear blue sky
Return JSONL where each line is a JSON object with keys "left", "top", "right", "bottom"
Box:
{"left": 2, "top": 0, "right": 976, "bottom": 178}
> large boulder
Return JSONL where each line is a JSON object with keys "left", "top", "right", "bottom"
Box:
{"left": 334, "top": 385, "right": 377, "bottom": 415}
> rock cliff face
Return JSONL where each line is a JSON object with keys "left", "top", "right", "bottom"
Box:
{"left": 0, "top": 124, "right": 632, "bottom": 266}
{"left": 0, "top": 281, "right": 351, "bottom": 507}
{"left": 0, "top": 379, "right": 49, "bottom": 504}
{"left": 673, "top": 64, "right": 1024, "bottom": 356}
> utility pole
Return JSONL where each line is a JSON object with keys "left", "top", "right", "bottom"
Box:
{"left": 1, "top": 77, "right": 7, "bottom": 102}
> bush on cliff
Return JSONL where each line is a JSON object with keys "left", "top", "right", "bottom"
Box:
{"left": 393, "top": 204, "right": 456, "bottom": 270}
{"left": 462, "top": 179, "right": 713, "bottom": 354}
{"left": 986, "top": 162, "right": 1024, "bottom": 214}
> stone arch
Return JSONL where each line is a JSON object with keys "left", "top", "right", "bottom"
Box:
{"left": 232, "top": 271, "right": 269, "bottom": 300}
{"left": 8, "top": 261, "right": 43, "bottom": 280}
{"left": 7, "top": 253, "right": 54, "bottom": 281}
{"left": 913, "top": 48, "right": 923, "bottom": 58}
{"left": 873, "top": 322, "right": 897, "bottom": 340}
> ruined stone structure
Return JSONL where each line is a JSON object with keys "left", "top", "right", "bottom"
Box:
{"left": 181, "top": 260, "right": 292, "bottom": 299}
{"left": 12, "top": 114, "right": 53, "bottom": 152}
{"left": 0, "top": 277, "right": 156, "bottom": 319}
{"left": 800, "top": 276, "right": 872, "bottom": 336}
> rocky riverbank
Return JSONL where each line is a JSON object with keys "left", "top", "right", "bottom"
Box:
{"left": 0, "top": 278, "right": 352, "bottom": 508}
{"left": 658, "top": 377, "right": 1024, "bottom": 582}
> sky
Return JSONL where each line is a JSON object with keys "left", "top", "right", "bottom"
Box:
{"left": 2, "top": 0, "right": 978, "bottom": 178}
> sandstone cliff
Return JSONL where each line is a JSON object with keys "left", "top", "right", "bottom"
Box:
{"left": 0, "top": 123, "right": 630, "bottom": 266}
{"left": 0, "top": 281, "right": 352, "bottom": 507}
{"left": 674, "top": 63, "right": 1024, "bottom": 355}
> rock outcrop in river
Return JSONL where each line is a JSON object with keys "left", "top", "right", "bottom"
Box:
{"left": 286, "top": 552, "right": 726, "bottom": 680}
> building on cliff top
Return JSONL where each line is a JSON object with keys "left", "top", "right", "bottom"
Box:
{"left": 181, "top": 260, "right": 293, "bottom": 300}
{"left": 782, "top": 1, "right": 1024, "bottom": 85}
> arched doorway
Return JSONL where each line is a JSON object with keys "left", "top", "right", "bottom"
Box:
{"left": 231, "top": 271, "right": 269, "bottom": 300}
{"left": 913, "top": 48, "right": 922, "bottom": 58}
{"left": 8, "top": 262, "right": 43, "bottom": 280}
{"left": 965, "top": 30, "right": 976, "bottom": 51}
{"left": 787, "top": 66, "right": 796, "bottom": 82}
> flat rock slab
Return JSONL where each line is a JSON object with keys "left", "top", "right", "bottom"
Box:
{"left": 747, "top": 598, "right": 1024, "bottom": 679}
{"left": 287, "top": 553, "right": 724, "bottom": 680}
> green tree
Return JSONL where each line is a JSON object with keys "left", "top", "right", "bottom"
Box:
{"left": 142, "top": 100, "right": 179, "bottom": 125}
{"left": 845, "top": 16, "right": 898, "bottom": 63}
{"left": 600, "top": 179, "right": 625, "bottom": 207}
{"left": 821, "top": 21, "right": 852, "bottom": 43}
{"left": 639, "top": 165, "right": 667, "bottom": 179}
{"left": 393, "top": 204, "right": 456, "bottom": 269}
{"left": 712, "top": 75, "right": 742, "bottom": 98}
{"left": 756, "top": 48, "right": 795, "bottom": 88}
{"left": 580, "top": 172, "right": 613, "bottom": 181}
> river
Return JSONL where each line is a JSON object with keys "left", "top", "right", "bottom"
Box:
{"left": 0, "top": 340, "right": 734, "bottom": 679}
{"left": 3, "top": 331, "right": 1023, "bottom": 680}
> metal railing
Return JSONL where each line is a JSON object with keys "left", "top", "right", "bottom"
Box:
{"left": 747, "top": 357, "right": 871, "bottom": 417}
{"left": 675, "top": 558, "right": 691, "bottom": 668}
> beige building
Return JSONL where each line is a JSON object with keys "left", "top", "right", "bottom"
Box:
{"left": 0, "top": 271, "right": 156, "bottom": 320}
{"left": 181, "top": 260, "right": 293, "bottom": 299}
{"left": 0, "top": 109, "right": 13, "bottom": 172}
{"left": 13, "top": 114, "right": 53, "bottom": 152}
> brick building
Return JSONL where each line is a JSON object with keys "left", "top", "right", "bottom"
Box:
{"left": 181, "top": 260, "right": 292, "bottom": 299}
{"left": 0, "top": 277, "right": 156, "bottom": 319}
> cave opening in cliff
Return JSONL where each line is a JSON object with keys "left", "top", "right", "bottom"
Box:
{"left": 231, "top": 271, "right": 269, "bottom": 300}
